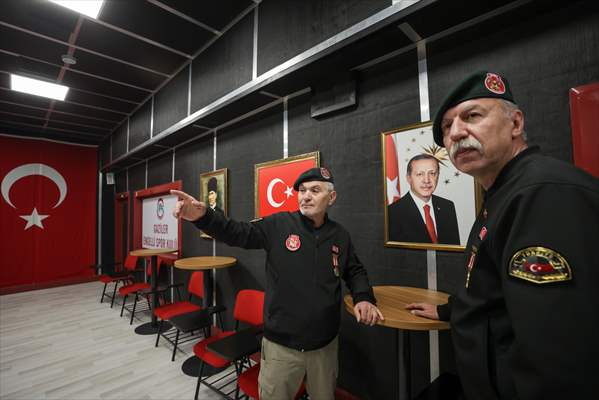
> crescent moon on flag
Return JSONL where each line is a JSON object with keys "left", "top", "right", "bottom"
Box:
{"left": 266, "top": 178, "right": 285, "bottom": 208}
{"left": 1, "top": 163, "right": 67, "bottom": 209}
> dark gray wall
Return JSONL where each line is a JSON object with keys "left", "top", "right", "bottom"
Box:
{"left": 129, "top": 100, "right": 151, "bottom": 150}
{"left": 190, "top": 11, "right": 253, "bottom": 113}
{"left": 99, "top": 2, "right": 599, "bottom": 399}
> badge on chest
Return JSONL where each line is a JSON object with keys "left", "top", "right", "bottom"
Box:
{"left": 285, "top": 234, "right": 301, "bottom": 251}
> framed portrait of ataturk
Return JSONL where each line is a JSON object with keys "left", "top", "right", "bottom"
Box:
{"left": 382, "top": 121, "right": 482, "bottom": 251}
{"left": 199, "top": 168, "right": 228, "bottom": 239}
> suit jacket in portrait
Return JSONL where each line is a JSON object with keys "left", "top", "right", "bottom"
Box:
{"left": 387, "top": 193, "right": 460, "bottom": 245}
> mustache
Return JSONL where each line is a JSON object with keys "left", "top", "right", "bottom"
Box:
{"left": 449, "top": 137, "right": 483, "bottom": 160}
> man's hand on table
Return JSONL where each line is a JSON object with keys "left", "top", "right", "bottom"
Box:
{"left": 171, "top": 189, "right": 207, "bottom": 221}
{"left": 404, "top": 302, "right": 439, "bottom": 320}
{"left": 354, "top": 301, "right": 384, "bottom": 326}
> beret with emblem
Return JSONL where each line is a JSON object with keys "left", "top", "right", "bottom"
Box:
{"left": 293, "top": 167, "right": 334, "bottom": 191}
{"left": 432, "top": 71, "right": 516, "bottom": 147}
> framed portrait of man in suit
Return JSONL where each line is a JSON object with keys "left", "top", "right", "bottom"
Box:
{"left": 199, "top": 168, "right": 228, "bottom": 239}
{"left": 382, "top": 122, "right": 482, "bottom": 251}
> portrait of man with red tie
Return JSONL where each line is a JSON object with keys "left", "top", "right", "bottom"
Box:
{"left": 387, "top": 153, "right": 460, "bottom": 245}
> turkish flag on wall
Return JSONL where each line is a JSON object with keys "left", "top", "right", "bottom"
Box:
{"left": 385, "top": 134, "right": 401, "bottom": 205}
{"left": 0, "top": 136, "right": 97, "bottom": 289}
{"left": 256, "top": 157, "right": 318, "bottom": 217}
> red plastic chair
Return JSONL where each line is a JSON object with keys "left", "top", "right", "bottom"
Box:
{"left": 154, "top": 271, "right": 204, "bottom": 359}
{"left": 98, "top": 255, "right": 139, "bottom": 307}
{"left": 193, "top": 289, "right": 265, "bottom": 400}
{"left": 118, "top": 257, "right": 163, "bottom": 324}
{"left": 237, "top": 363, "right": 306, "bottom": 399}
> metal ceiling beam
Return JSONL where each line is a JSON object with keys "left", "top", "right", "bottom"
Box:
{"left": 104, "top": 2, "right": 259, "bottom": 139}
{"left": 0, "top": 86, "right": 129, "bottom": 116}
{"left": 0, "top": 48, "right": 153, "bottom": 93}
{"left": 0, "top": 99, "right": 120, "bottom": 123}
{"left": 0, "top": 118, "right": 104, "bottom": 137}
{"left": 0, "top": 84, "right": 127, "bottom": 115}
{"left": 86, "top": 14, "right": 193, "bottom": 59}
{"left": 0, "top": 110, "right": 111, "bottom": 131}
{"left": 68, "top": 87, "right": 139, "bottom": 105}
{"left": 145, "top": 0, "right": 221, "bottom": 36}
{"left": 0, "top": 20, "right": 171, "bottom": 78}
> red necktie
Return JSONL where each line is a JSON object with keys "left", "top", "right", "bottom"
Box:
{"left": 424, "top": 204, "right": 438, "bottom": 243}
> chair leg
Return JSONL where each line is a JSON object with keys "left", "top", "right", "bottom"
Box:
{"left": 171, "top": 329, "right": 180, "bottom": 361}
{"left": 194, "top": 360, "right": 205, "bottom": 400}
{"left": 100, "top": 283, "right": 108, "bottom": 303}
{"left": 234, "top": 361, "right": 241, "bottom": 400}
{"left": 110, "top": 282, "right": 119, "bottom": 308}
{"left": 155, "top": 320, "right": 163, "bottom": 347}
{"left": 120, "top": 294, "right": 128, "bottom": 317}
{"left": 130, "top": 293, "right": 138, "bottom": 325}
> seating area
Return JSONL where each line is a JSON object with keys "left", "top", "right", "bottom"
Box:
{"left": 97, "top": 262, "right": 304, "bottom": 400}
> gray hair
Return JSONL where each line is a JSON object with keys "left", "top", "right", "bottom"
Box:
{"left": 500, "top": 99, "right": 527, "bottom": 141}
{"left": 324, "top": 182, "right": 335, "bottom": 193}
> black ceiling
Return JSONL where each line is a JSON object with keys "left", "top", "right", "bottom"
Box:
{"left": 0, "top": 0, "right": 255, "bottom": 145}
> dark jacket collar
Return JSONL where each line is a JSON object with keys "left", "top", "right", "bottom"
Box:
{"left": 486, "top": 146, "right": 540, "bottom": 197}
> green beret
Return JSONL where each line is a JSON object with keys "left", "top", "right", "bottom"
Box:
{"left": 432, "top": 71, "right": 516, "bottom": 146}
{"left": 293, "top": 167, "right": 334, "bottom": 191}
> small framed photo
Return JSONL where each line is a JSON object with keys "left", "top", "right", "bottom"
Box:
{"left": 382, "top": 122, "right": 482, "bottom": 251}
{"left": 254, "top": 152, "right": 320, "bottom": 218}
{"left": 199, "top": 168, "right": 228, "bottom": 238}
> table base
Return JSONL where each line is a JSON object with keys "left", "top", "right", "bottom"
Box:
{"left": 181, "top": 355, "right": 227, "bottom": 377}
{"left": 135, "top": 321, "right": 172, "bottom": 335}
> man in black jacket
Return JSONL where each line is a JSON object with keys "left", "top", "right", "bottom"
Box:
{"left": 172, "top": 167, "right": 383, "bottom": 400}
{"left": 388, "top": 154, "right": 460, "bottom": 244}
{"left": 406, "top": 71, "right": 599, "bottom": 399}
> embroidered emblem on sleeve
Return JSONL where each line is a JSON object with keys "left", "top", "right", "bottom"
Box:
{"left": 508, "top": 246, "right": 571, "bottom": 284}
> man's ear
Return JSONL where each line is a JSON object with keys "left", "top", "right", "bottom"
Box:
{"left": 511, "top": 109, "right": 525, "bottom": 138}
{"left": 328, "top": 190, "right": 337, "bottom": 206}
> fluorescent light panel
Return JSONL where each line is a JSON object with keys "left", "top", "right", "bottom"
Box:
{"left": 48, "top": 0, "right": 105, "bottom": 19}
{"left": 10, "top": 74, "right": 69, "bottom": 101}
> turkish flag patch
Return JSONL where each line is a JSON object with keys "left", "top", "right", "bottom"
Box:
{"left": 508, "top": 246, "right": 571, "bottom": 284}
{"left": 285, "top": 234, "right": 301, "bottom": 251}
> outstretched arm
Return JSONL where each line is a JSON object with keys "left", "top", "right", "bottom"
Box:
{"left": 171, "top": 189, "right": 207, "bottom": 221}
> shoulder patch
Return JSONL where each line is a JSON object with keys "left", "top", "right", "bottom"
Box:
{"left": 250, "top": 217, "right": 263, "bottom": 223}
{"left": 508, "top": 246, "right": 571, "bottom": 284}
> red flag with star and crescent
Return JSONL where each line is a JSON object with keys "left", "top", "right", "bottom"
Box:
{"left": 0, "top": 136, "right": 97, "bottom": 290}
{"left": 256, "top": 156, "right": 318, "bottom": 217}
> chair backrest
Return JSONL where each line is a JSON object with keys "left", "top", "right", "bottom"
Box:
{"left": 187, "top": 271, "right": 204, "bottom": 299}
{"left": 233, "top": 289, "right": 265, "bottom": 327}
{"left": 123, "top": 255, "right": 138, "bottom": 271}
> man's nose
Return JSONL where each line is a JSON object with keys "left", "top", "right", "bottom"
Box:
{"left": 448, "top": 118, "right": 468, "bottom": 142}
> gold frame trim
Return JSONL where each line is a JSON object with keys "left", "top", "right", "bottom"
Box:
{"left": 254, "top": 151, "right": 320, "bottom": 218}
{"left": 381, "top": 121, "right": 482, "bottom": 252}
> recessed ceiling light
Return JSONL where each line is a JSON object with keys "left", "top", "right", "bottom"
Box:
{"left": 61, "top": 54, "right": 77, "bottom": 65}
{"left": 48, "top": 0, "right": 105, "bottom": 19}
{"left": 10, "top": 74, "right": 69, "bottom": 101}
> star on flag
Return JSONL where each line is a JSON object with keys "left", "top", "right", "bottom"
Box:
{"left": 20, "top": 207, "right": 49, "bottom": 230}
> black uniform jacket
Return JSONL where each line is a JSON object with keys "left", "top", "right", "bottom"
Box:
{"left": 194, "top": 209, "right": 376, "bottom": 351}
{"left": 438, "top": 147, "right": 599, "bottom": 399}
{"left": 388, "top": 193, "right": 460, "bottom": 244}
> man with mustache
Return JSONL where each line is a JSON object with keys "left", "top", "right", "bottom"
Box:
{"left": 406, "top": 71, "right": 599, "bottom": 399}
{"left": 171, "top": 167, "right": 383, "bottom": 400}
{"left": 388, "top": 153, "right": 460, "bottom": 245}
